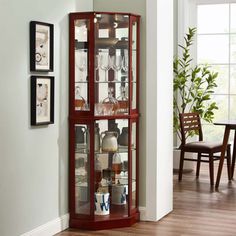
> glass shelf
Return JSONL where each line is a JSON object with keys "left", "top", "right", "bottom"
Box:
{"left": 75, "top": 81, "right": 89, "bottom": 84}
{"left": 75, "top": 146, "right": 136, "bottom": 154}
{"left": 93, "top": 81, "right": 136, "bottom": 84}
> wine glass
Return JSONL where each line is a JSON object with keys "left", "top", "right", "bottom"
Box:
{"left": 95, "top": 55, "right": 100, "bottom": 82}
{"left": 110, "top": 55, "right": 122, "bottom": 81}
{"left": 99, "top": 54, "right": 111, "bottom": 81}
{"left": 122, "top": 53, "right": 129, "bottom": 73}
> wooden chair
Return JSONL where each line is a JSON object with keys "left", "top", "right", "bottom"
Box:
{"left": 178, "top": 112, "right": 231, "bottom": 185}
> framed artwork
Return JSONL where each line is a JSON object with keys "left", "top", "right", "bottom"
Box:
{"left": 31, "top": 76, "right": 54, "bottom": 126}
{"left": 30, "top": 21, "right": 54, "bottom": 72}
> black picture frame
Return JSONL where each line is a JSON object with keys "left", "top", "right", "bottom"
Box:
{"left": 30, "top": 21, "right": 54, "bottom": 72}
{"left": 31, "top": 76, "right": 54, "bottom": 126}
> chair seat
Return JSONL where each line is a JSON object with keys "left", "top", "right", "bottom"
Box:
{"left": 183, "top": 141, "right": 226, "bottom": 152}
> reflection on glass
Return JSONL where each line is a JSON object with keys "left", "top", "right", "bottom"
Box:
{"left": 94, "top": 119, "right": 129, "bottom": 216}
{"left": 197, "top": 35, "right": 229, "bottom": 64}
{"left": 131, "top": 122, "right": 137, "bottom": 209}
{"left": 132, "top": 123, "right": 136, "bottom": 148}
{"left": 74, "top": 19, "right": 90, "bottom": 111}
{"left": 197, "top": 4, "right": 229, "bottom": 34}
{"left": 75, "top": 124, "right": 90, "bottom": 215}
{"left": 132, "top": 21, "right": 137, "bottom": 110}
{"left": 94, "top": 14, "right": 130, "bottom": 116}
{"left": 122, "top": 49, "right": 129, "bottom": 73}
{"left": 75, "top": 51, "right": 87, "bottom": 81}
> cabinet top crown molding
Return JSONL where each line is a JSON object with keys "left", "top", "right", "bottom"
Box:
{"left": 69, "top": 11, "right": 141, "bottom": 18}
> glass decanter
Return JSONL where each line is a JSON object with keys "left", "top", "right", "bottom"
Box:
{"left": 102, "top": 87, "right": 119, "bottom": 115}
{"left": 95, "top": 157, "right": 102, "bottom": 191}
{"left": 75, "top": 86, "right": 86, "bottom": 111}
{"left": 112, "top": 153, "right": 122, "bottom": 183}
{"left": 117, "top": 86, "right": 128, "bottom": 114}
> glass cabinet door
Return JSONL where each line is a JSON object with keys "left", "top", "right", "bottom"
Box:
{"left": 94, "top": 14, "right": 130, "bottom": 116}
{"left": 74, "top": 124, "right": 90, "bottom": 215}
{"left": 94, "top": 119, "right": 129, "bottom": 217}
{"left": 131, "top": 120, "right": 137, "bottom": 210}
{"left": 130, "top": 17, "right": 138, "bottom": 113}
{"left": 74, "top": 19, "right": 90, "bottom": 112}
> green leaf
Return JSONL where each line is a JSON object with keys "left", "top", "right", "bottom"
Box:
{"left": 173, "top": 27, "right": 219, "bottom": 142}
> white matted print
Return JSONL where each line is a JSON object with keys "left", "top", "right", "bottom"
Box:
{"left": 30, "top": 21, "right": 54, "bottom": 72}
{"left": 31, "top": 76, "right": 54, "bottom": 126}
{"left": 35, "top": 24, "right": 50, "bottom": 70}
{"left": 36, "top": 78, "right": 50, "bottom": 123}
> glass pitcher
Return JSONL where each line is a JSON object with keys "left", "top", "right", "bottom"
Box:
{"left": 75, "top": 86, "right": 86, "bottom": 111}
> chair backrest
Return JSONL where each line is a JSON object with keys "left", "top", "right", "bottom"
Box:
{"left": 179, "top": 112, "right": 203, "bottom": 145}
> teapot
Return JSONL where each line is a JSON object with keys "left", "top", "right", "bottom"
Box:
{"left": 101, "top": 131, "right": 118, "bottom": 152}
{"left": 118, "top": 127, "right": 129, "bottom": 146}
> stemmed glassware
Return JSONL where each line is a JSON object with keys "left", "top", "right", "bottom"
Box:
{"left": 110, "top": 55, "right": 122, "bottom": 81}
{"left": 95, "top": 51, "right": 127, "bottom": 82}
{"left": 122, "top": 50, "right": 129, "bottom": 74}
{"left": 99, "top": 54, "right": 111, "bottom": 82}
{"left": 95, "top": 55, "right": 100, "bottom": 82}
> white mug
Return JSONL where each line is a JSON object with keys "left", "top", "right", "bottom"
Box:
{"left": 112, "top": 184, "right": 128, "bottom": 205}
{"left": 94, "top": 192, "right": 110, "bottom": 215}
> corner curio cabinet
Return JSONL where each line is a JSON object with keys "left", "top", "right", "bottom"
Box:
{"left": 69, "top": 12, "right": 140, "bottom": 230}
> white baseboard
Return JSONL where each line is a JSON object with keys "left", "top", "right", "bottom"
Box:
{"left": 139, "top": 206, "right": 147, "bottom": 221}
{"left": 20, "top": 207, "right": 146, "bottom": 236}
{"left": 20, "top": 213, "right": 69, "bottom": 236}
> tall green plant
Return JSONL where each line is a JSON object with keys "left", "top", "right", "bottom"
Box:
{"left": 173, "top": 27, "right": 218, "bottom": 142}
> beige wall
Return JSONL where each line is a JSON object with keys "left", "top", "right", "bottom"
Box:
{"left": 93, "top": 0, "right": 146, "bottom": 206}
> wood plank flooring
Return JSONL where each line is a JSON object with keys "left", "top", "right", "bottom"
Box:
{"left": 56, "top": 163, "right": 236, "bottom": 235}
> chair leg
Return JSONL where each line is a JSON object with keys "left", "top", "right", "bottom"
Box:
{"left": 178, "top": 150, "right": 185, "bottom": 181}
{"left": 196, "top": 153, "right": 201, "bottom": 177}
{"left": 227, "top": 145, "right": 231, "bottom": 180}
{"left": 209, "top": 153, "right": 214, "bottom": 186}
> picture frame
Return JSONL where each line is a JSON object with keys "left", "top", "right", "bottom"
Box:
{"left": 31, "top": 76, "right": 54, "bottom": 126}
{"left": 30, "top": 21, "right": 54, "bottom": 72}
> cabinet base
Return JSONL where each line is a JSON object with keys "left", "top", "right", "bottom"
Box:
{"left": 69, "top": 211, "right": 140, "bottom": 230}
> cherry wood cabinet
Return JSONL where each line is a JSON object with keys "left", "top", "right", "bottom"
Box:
{"left": 69, "top": 12, "right": 140, "bottom": 230}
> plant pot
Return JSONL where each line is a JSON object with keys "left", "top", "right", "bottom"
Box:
{"left": 173, "top": 148, "right": 194, "bottom": 173}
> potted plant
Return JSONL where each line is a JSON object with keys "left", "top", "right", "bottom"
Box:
{"left": 173, "top": 27, "right": 219, "bottom": 170}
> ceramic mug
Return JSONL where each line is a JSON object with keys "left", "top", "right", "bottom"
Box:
{"left": 112, "top": 184, "right": 128, "bottom": 205}
{"left": 94, "top": 192, "right": 110, "bottom": 215}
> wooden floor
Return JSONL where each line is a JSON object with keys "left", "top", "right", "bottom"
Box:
{"left": 56, "top": 163, "right": 236, "bottom": 236}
